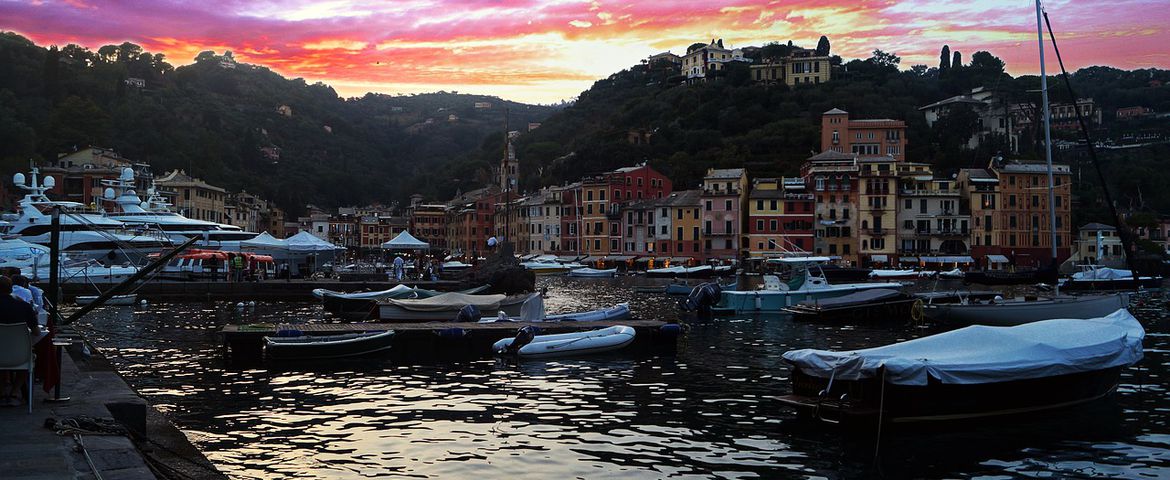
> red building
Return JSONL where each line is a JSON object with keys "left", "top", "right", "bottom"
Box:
{"left": 580, "top": 164, "right": 673, "bottom": 256}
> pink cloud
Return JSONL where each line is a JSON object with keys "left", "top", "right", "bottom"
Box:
{"left": 1, "top": 0, "right": 1167, "bottom": 102}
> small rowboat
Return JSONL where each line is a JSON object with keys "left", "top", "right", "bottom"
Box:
{"left": 492, "top": 325, "right": 636, "bottom": 358}
{"left": 567, "top": 267, "right": 617, "bottom": 278}
{"left": 75, "top": 294, "right": 138, "bottom": 306}
{"left": 264, "top": 330, "right": 395, "bottom": 360}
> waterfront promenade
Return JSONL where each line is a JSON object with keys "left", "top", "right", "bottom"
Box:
{"left": 0, "top": 345, "right": 225, "bottom": 479}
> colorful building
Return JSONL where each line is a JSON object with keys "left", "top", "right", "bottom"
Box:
{"left": 857, "top": 156, "right": 899, "bottom": 265}
{"left": 803, "top": 151, "right": 860, "bottom": 264}
{"left": 746, "top": 177, "right": 815, "bottom": 258}
{"left": 580, "top": 164, "right": 672, "bottom": 256}
{"left": 700, "top": 168, "right": 747, "bottom": 261}
{"left": 895, "top": 163, "right": 970, "bottom": 260}
{"left": 652, "top": 190, "right": 703, "bottom": 262}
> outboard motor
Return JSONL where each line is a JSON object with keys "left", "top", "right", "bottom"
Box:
{"left": 680, "top": 282, "right": 721, "bottom": 315}
{"left": 502, "top": 326, "right": 537, "bottom": 354}
{"left": 454, "top": 304, "right": 482, "bottom": 323}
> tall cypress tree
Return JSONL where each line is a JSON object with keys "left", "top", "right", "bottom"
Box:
{"left": 940, "top": 45, "right": 951, "bottom": 70}
{"left": 816, "top": 36, "right": 830, "bottom": 56}
{"left": 952, "top": 51, "right": 962, "bottom": 69}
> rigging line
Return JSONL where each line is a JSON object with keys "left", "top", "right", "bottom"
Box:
{"left": 1041, "top": 9, "right": 1142, "bottom": 281}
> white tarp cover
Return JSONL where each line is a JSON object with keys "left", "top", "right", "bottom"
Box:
{"left": 286, "top": 231, "right": 345, "bottom": 252}
{"left": 782, "top": 309, "right": 1143, "bottom": 386}
{"left": 382, "top": 230, "right": 430, "bottom": 250}
{"left": 1072, "top": 267, "right": 1133, "bottom": 280}
{"left": 385, "top": 292, "right": 507, "bottom": 312}
{"left": 239, "top": 231, "right": 288, "bottom": 249}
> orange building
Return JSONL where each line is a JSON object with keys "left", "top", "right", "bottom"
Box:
{"left": 821, "top": 108, "right": 907, "bottom": 161}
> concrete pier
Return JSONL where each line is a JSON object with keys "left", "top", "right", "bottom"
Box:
{"left": 0, "top": 344, "right": 225, "bottom": 479}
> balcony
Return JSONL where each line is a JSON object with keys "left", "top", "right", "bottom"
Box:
{"left": 864, "top": 228, "right": 887, "bottom": 236}
{"left": 899, "top": 189, "right": 957, "bottom": 197}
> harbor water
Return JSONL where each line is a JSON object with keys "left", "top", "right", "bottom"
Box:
{"left": 77, "top": 277, "right": 1169, "bottom": 479}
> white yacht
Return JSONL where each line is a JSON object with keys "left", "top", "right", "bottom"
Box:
{"left": 101, "top": 167, "right": 258, "bottom": 250}
{"left": 4, "top": 166, "right": 172, "bottom": 265}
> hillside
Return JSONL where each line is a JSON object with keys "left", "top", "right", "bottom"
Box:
{"left": 0, "top": 32, "right": 556, "bottom": 215}
{"left": 498, "top": 49, "right": 1170, "bottom": 224}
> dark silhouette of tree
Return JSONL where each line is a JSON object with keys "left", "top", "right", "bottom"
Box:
{"left": 816, "top": 36, "right": 830, "bottom": 56}
{"left": 952, "top": 51, "right": 962, "bottom": 69}
{"left": 42, "top": 45, "right": 59, "bottom": 100}
{"left": 940, "top": 45, "right": 951, "bottom": 70}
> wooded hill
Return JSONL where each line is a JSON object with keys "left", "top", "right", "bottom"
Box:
{"left": 0, "top": 32, "right": 556, "bottom": 216}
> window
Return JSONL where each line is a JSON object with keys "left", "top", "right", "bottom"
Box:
{"left": 770, "top": 200, "right": 777, "bottom": 210}
{"left": 692, "top": 227, "right": 699, "bottom": 240}
{"left": 725, "top": 200, "right": 732, "bottom": 210}
{"left": 704, "top": 221, "right": 712, "bottom": 235}
{"left": 725, "top": 220, "right": 732, "bottom": 233}
{"left": 677, "top": 227, "right": 683, "bottom": 240}
{"left": 705, "top": 200, "right": 712, "bottom": 211}
{"left": 770, "top": 220, "right": 778, "bottom": 231}
{"left": 757, "top": 200, "right": 764, "bottom": 211}
{"left": 599, "top": 190, "right": 606, "bottom": 201}
{"left": 756, "top": 220, "right": 764, "bottom": 231}
{"left": 905, "top": 199, "right": 912, "bottom": 210}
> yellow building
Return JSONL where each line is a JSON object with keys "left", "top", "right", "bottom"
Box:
{"left": 155, "top": 169, "right": 226, "bottom": 224}
{"left": 857, "top": 156, "right": 898, "bottom": 265}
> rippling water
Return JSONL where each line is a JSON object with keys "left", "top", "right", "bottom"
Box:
{"left": 78, "top": 277, "right": 1170, "bottom": 479}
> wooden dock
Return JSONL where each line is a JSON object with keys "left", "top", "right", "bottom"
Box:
{"left": 60, "top": 279, "right": 465, "bottom": 302}
{"left": 221, "top": 319, "right": 681, "bottom": 362}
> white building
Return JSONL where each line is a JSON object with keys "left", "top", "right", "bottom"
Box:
{"left": 682, "top": 39, "right": 751, "bottom": 80}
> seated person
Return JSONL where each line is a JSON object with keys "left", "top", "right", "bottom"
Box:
{"left": 10, "top": 275, "right": 39, "bottom": 311}
{"left": 0, "top": 276, "right": 37, "bottom": 407}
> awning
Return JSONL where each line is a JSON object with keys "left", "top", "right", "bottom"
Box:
{"left": 555, "top": 255, "right": 583, "bottom": 262}
{"left": 921, "top": 255, "right": 974, "bottom": 263}
{"left": 381, "top": 230, "right": 429, "bottom": 250}
{"left": 669, "top": 257, "right": 693, "bottom": 263}
{"left": 899, "top": 256, "right": 919, "bottom": 263}
{"left": 871, "top": 254, "right": 889, "bottom": 262}
{"left": 605, "top": 255, "right": 636, "bottom": 261}
{"left": 987, "top": 254, "right": 1010, "bottom": 263}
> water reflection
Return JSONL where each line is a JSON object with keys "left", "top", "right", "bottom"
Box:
{"left": 74, "top": 276, "right": 1169, "bottom": 479}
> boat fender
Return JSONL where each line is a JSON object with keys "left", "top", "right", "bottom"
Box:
{"left": 502, "top": 326, "right": 537, "bottom": 354}
{"left": 454, "top": 304, "right": 482, "bottom": 322}
{"left": 275, "top": 329, "right": 303, "bottom": 337}
{"left": 435, "top": 327, "right": 467, "bottom": 339}
{"left": 659, "top": 323, "right": 684, "bottom": 336}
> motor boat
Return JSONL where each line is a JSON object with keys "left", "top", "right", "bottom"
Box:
{"left": 779, "top": 309, "right": 1143, "bottom": 424}
{"left": 314, "top": 284, "right": 491, "bottom": 320}
{"left": 521, "top": 259, "right": 570, "bottom": 275}
{"left": 99, "top": 168, "right": 258, "bottom": 250}
{"left": 921, "top": 292, "right": 1129, "bottom": 326}
{"left": 646, "top": 264, "right": 732, "bottom": 278}
{"left": 4, "top": 167, "right": 171, "bottom": 264}
{"left": 693, "top": 257, "right": 903, "bottom": 314}
{"left": 868, "top": 269, "right": 931, "bottom": 280}
{"left": 782, "top": 289, "right": 917, "bottom": 322}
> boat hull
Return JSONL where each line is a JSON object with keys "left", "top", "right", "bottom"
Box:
{"left": 922, "top": 294, "right": 1129, "bottom": 326}
{"left": 377, "top": 296, "right": 529, "bottom": 321}
{"left": 75, "top": 294, "right": 138, "bottom": 306}
{"left": 779, "top": 365, "right": 1123, "bottom": 424}
{"left": 714, "top": 282, "right": 904, "bottom": 314}
{"left": 1062, "top": 277, "right": 1162, "bottom": 291}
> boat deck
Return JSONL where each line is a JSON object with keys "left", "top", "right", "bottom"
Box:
{"left": 221, "top": 319, "right": 679, "bottom": 362}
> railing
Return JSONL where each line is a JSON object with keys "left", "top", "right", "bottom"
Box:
{"left": 899, "top": 189, "right": 957, "bottom": 196}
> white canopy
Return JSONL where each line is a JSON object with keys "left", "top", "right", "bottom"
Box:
{"left": 782, "top": 309, "right": 1143, "bottom": 386}
{"left": 286, "top": 231, "right": 345, "bottom": 252}
{"left": 382, "top": 230, "right": 430, "bottom": 250}
{"left": 1072, "top": 266, "right": 1133, "bottom": 280}
{"left": 240, "top": 231, "right": 288, "bottom": 249}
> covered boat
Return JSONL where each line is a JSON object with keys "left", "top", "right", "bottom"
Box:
{"left": 868, "top": 269, "right": 928, "bottom": 279}
{"left": 647, "top": 264, "right": 732, "bottom": 278}
{"left": 75, "top": 294, "right": 138, "bottom": 306}
{"left": 265, "top": 330, "right": 395, "bottom": 360}
{"left": 314, "top": 284, "right": 490, "bottom": 319}
{"left": 521, "top": 260, "right": 570, "bottom": 275}
{"left": 938, "top": 268, "right": 965, "bottom": 279}
{"left": 377, "top": 292, "right": 534, "bottom": 321}
{"left": 492, "top": 325, "right": 636, "bottom": 358}
{"left": 782, "top": 289, "right": 915, "bottom": 321}
{"left": 567, "top": 267, "right": 617, "bottom": 278}
{"left": 778, "top": 309, "right": 1143, "bottom": 424}
{"left": 1061, "top": 266, "right": 1162, "bottom": 291}
{"left": 921, "top": 293, "right": 1129, "bottom": 326}
{"left": 664, "top": 278, "right": 738, "bottom": 296}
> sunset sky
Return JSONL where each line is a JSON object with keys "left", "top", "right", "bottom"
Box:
{"left": 2, "top": 0, "right": 1167, "bottom": 104}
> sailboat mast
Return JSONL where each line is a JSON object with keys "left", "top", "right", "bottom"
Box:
{"left": 1036, "top": 0, "right": 1059, "bottom": 278}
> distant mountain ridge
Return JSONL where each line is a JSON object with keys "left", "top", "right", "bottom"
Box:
{"left": 0, "top": 32, "right": 557, "bottom": 216}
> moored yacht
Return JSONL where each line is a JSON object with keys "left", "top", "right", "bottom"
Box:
{"left": 101, "top": 168, "right": 258, "bottom": 250}
{"left": 4, "top": 166, "right": 171, "bottom": 264}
